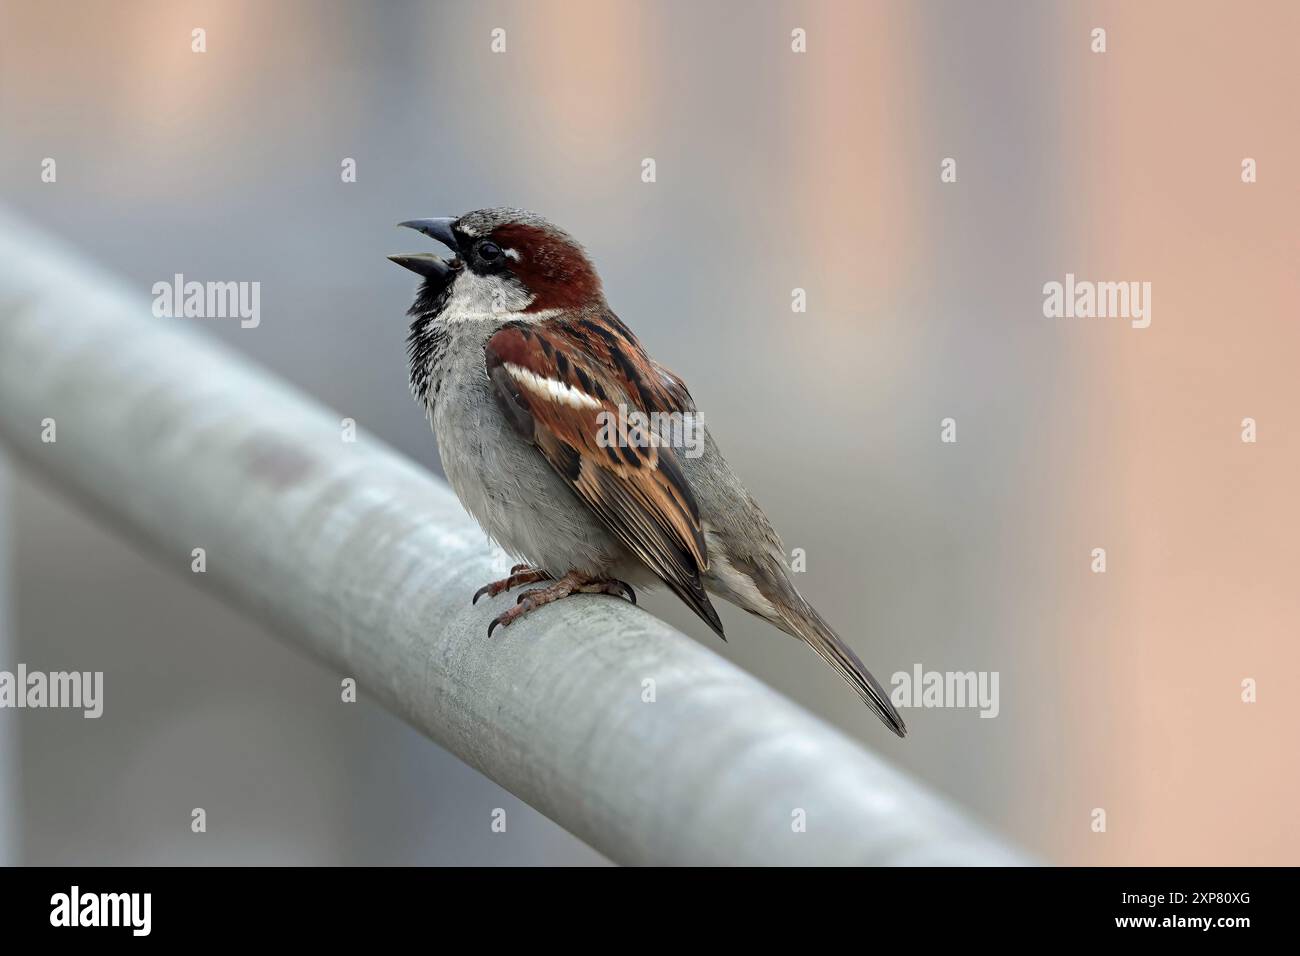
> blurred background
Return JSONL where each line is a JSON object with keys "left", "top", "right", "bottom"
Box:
{"left": 0, "top": 0, "right": 1296, "bottom": 865}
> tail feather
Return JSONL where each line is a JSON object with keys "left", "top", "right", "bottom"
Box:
{"left": 780, "top": 601, "right": 907, "bottom": 738}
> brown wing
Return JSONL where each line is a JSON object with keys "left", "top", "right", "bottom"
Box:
{"left": 485, "top": 315, "right": 723, "bottom": 637}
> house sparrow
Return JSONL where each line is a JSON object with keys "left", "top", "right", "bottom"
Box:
{"left": 390, "top": 208, "right": 906, "bottom": 737}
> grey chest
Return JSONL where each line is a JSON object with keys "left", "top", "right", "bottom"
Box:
{"left": 422, "top": 324, "right": 629, "bottom": 573}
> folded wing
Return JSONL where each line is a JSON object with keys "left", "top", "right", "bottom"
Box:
{"left": 485, "top": 316, "right": 724, "bottom": 637}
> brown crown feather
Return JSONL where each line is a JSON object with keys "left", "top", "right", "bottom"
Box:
{"left": 490, "top": 222, "right": 604, "bottom": 312}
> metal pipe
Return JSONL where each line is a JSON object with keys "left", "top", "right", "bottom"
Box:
{"left": 0, "top": 208, "right": 1025, "bottom": 865}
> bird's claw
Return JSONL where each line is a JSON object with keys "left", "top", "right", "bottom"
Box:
{"left": 483, "top": 572, "right": 636, "bottom": 636}
{"left": 470, "top": 566, "right": 552, "bottom": 606}
{"left": 487, "top": 599, "right": 534, "bottom": 636}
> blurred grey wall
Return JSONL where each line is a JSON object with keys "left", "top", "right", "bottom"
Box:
{"left": 0, "top": 464, "right": 17, "bottom": 864}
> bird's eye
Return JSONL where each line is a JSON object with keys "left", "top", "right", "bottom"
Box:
{"left": 477, "top": 241, "right": 502, "bottom": 262}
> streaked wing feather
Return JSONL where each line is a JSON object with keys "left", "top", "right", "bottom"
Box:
{"left": 484, "top": 317, "right": 723, "bottom": 637}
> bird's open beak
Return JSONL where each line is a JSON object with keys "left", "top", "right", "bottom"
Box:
{"left": 388, "top": 217, "right": 461, "bottom": 279}
{"left": 386, "top": 253, "right": 452, "bottom": 279}
{"left": 398, "top": 217, "right": 458, "bottom": 249}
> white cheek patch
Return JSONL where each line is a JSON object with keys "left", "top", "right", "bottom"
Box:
{"left": 443, "top": 268, "right": 534, "bottom": 319}
{"left": 503, "top": 247, "right": 521, "bottom": 262}
{"left": 504, "top": 362, "right": 601, "bottom": 409}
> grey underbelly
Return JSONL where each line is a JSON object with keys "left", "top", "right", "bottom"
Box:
{"left": 430, "top": 362, "right": 629, "bottom": 576}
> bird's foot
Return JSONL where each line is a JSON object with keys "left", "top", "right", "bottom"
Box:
{"left": 471, "top": 565, "right": 552, "bottom": 605}
{"left": 487, "top": 570, "right": 636, "bottom": 636}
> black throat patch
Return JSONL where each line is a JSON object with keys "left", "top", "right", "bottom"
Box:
{"left": 406, "top": 276, "right": 455, "bottom": 404}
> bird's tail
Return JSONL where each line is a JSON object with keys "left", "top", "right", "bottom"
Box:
{"left": 778, "top": 599, "right": 907, "bottom": 738}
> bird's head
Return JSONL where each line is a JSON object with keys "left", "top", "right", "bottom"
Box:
{"left": 390, "top": 207, "right": 604, "bottom": 319}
